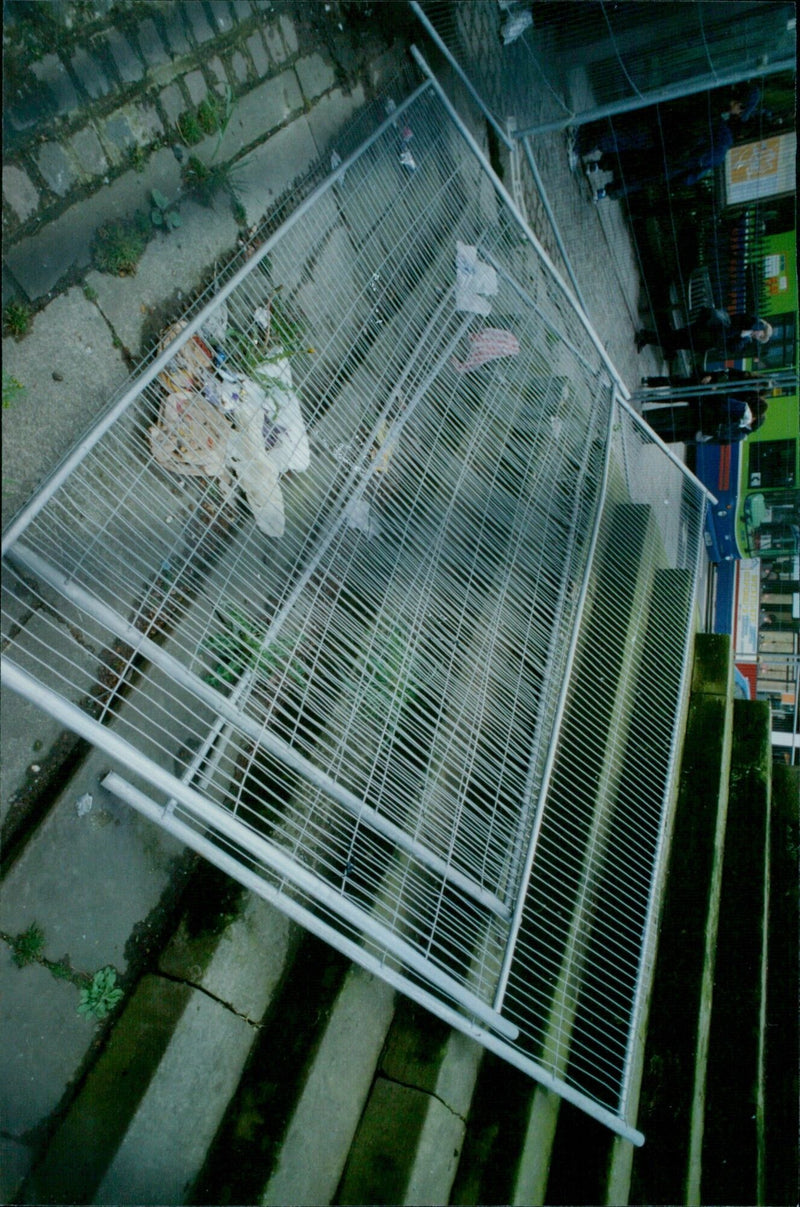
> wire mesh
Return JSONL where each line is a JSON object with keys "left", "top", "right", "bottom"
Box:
{"left": 1, "top": 78, "right": 706, "bottom": 1140}
{"left": 415, "top": 0, "right": 796, "bottom": 134}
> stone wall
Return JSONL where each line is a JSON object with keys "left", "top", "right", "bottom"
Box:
{"left": 2, "top": 0, "right": 413, "bottom": 307}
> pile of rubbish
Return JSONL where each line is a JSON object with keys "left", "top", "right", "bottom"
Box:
{"left": 149, "top": 299, "right": 310, "bottom": 537}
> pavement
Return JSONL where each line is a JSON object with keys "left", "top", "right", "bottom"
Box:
{"left": 0, "top": 8, "right": 676, "bottom": 1202}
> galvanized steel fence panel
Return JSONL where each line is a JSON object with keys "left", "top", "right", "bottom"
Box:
{"left": 1, "top": 79, "right": 706, "bottom": 1142}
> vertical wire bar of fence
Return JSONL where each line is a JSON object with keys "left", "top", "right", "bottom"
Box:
{"left": 0, "top": 78, "right": 434, "bottom": 559}
{"left": 617, "top": 438, "right": 709, "bottom": 1115}
{"left": 492, "top": 382, "right": 617, "bottom": 1014}
{"left": 4, "top": 542, "right": 511, "bottom": 920}
{"left": 408, "top": 0, "right": 514, "bottom": 151}
{"left": 410, "top": 44, "right": 634, "bottom": 402}
{"left": 513, "top": 57, "right": 797, "bottom": 137}
{"left": 520, "top": 136, "right": 590, "bottom": 316}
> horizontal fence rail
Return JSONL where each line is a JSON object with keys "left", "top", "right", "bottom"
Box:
{"left": 1, "top": 76, "right": 707, "bottom": 1142}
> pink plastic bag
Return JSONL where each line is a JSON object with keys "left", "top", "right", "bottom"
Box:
{"left": 452, "top": 328, "right": 520, "bottom": 373}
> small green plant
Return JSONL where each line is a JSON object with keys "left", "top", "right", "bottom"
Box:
{"left": 178, "top": 110, "right": 204, "bottom": 146}
{"left": 197, "top": 95, "right": 222, "bottom": 135}
{"left": 77, "top": 966, "right": 124, "bottom": 1020}
{"left": 83, "top": 283, "right": 98, "bottom": 302}
{"left": 127, "top": 143, "right": 148, "bottom": 173}
{"left": 10, "top": 922, "right": 45, "bottom": 967}
{"left": 91, "top": 214, "right": 150, "bottom": 276}
{"left": 4, "top": 300, "right": 32, "bottom": 339}
{"left": 2, "top": 370, "right": 25, "bottom": 409}
{"left": 181, "top": 154, "right": 244, "bottom": 209}
{"left": 150, "top": 188, "right": 182, "bottom": 231}
{"left": 203, "top": 606, "right": 307, "bottom": 690}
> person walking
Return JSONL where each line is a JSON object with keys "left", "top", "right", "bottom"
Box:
{"left": 642, "top": 391, "right": 767, "bottom": 444}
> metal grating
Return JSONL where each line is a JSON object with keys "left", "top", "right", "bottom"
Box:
{"left": 1, "top": 77, "right": 707, "bottom": 1143}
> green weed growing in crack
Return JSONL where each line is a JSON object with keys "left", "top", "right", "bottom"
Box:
{"left": 77, "top": 966, "right": 124, "bottom": 1020}
{"left": 8, "top": 921, "right": 45, "bottom": 967}
{"left": 4, "top": 300, "right": 32, "bottom": 339}
{"left": 2, "top": 925, "right": 126, "bottom": 1019}
{"left": 2, "top": 370, "right": 26, "bottom": 409}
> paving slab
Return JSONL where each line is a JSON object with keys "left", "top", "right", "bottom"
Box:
{"left": 35, "top": 142, "right": 79, "bottom": 198}
{"left": 85, "top": 195, "right": 239, "bottom": 354}
{"left": 0, "top": 959, "right": 93, "bottom": 1138}
{"left": 236, "top": 117, "right": 320, "bottom": 229}
{"left": 137, "top": 18, "right": 170, "bottom": 69}
{"left": 2, "top": 165, "right": 41, "bottom": 224}
{"left": 4, "top": 148, "right": 181, "bottom": 300}
{"left": 162, "top": 6, "right": 192, "bottom": 57}
{"left": 306, "top": 84, "right": 367, "bottom": 158}
{"left": 69, "top": 46, "right": 113, "bottom": 101}
{"left": 263, "top": 18, "right": 290, "bottom": 67}
{"left": 213, "top": 70, "right": 304, "bottom": 162}
{"left": 1, "top": 288, "right": 128, "bottom": 525}
{"left": 105, "top": 27, "right": 145, "bottom": 85}
{"left": 247, "top": 30, "right": 271, "bottom": 77}
{"left": 0, "top": 761, "right": 184, "bottom": 976}
{"left": 70, "top": 126, "right": 110, "bottom": 178}
{"left": 31, "top": 54, "right": 80, "bottom": 117}
{"left": 295, "top": 52, "right": 337, "bottom": 104}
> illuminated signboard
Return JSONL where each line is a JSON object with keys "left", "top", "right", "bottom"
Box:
{"left": 725, "top": 132, "right": 797, "bottom": 205}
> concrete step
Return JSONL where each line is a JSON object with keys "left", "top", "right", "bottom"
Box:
{"left": 700, "top": 699, "right": 772, "bottom": 1206}
{"left": 630, "top": 633, "right": 735, "bottom": 1204}
{"left": 336, "top": 997, "right": 483, "bottom": 1206}
{"left": 22, "top": 885, "right": 297, "bottom": 1205}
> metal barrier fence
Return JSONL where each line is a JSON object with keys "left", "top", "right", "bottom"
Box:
{"left": 413, "top": 0, "right": 796, "bottom": 136}
{"left": 1, "top": 71, "right": 707, "bottom": 1142}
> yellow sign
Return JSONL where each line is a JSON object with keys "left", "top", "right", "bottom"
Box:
{"left": 725, "top": 133, "right": 797, "bottom": 204}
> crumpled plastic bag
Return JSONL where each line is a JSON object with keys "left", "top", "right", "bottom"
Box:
{"left": 225, "top": 422, "right": 286, "bottom": 537}
{"left": 455, "top": 241, "right": 498, "bottom": 315}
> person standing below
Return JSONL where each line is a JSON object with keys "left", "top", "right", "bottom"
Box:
{"left": 635, "top": 308, "right": 773, "bottom": 359}
{"left": 642, "top": 391, "right": 768, "bottom": 444}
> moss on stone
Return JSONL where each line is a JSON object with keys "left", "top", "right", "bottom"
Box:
{"left": 690, "top": 633, "right": 732, "bottom": 698}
